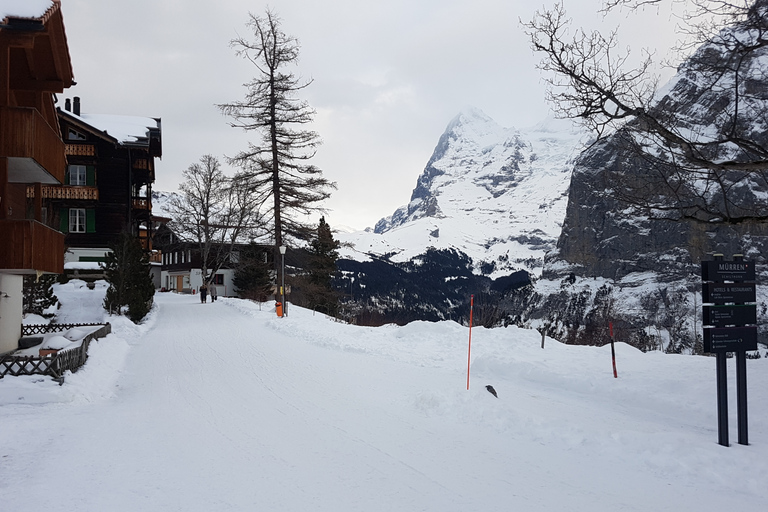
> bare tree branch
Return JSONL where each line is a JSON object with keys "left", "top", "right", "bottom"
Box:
{"left": 525, "top": 0, "right": 768, "bottom": 224}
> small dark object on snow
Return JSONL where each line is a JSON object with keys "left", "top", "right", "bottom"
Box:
{"left": 486, "top": 385, "right": 498, "bottom": 398}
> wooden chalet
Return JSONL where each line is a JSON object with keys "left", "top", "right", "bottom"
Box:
{"left": 155, "top": 224, "right": 273, "bottom": 298}
{"left": 54, "top": 98, "right": 162, "bottom": 264}
{"left": 0, "top": 0, "right": 74, "bottom": 353}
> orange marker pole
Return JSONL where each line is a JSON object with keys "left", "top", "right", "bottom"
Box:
{"left": 467, "top": 294, "right": 474, "bottom": 390}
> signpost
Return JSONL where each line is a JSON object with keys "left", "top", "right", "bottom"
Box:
{"left": 702, "top": 305, "right": 757, "bottom": 328}
{"left": 701, "top": 254, "right": 757, "bottom": 447}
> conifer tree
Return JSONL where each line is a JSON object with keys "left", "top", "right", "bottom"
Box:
{"left": 103, "top": 232, "right": 155, "bottom": 323}
{"left": 23, "top": 274, "right": 58, "bottom": 317}
{"left": 301, "top": 216, "right": 340, "bottom": 316}
{"left": 217, "top": 9, "right": 335, "bottom": 279}
{"left": 233, "top": 243, "right": 274, "bottom": 302}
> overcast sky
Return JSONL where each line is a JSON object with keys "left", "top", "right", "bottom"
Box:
{"left": 57, "top": 0, "right": 683, "bottom": 230}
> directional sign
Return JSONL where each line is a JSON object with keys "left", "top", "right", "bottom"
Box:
{"left": 702, "top": 260, "right": 755, "bottom": 282}
{"left": 703, "top": 304, "right": 758, "bottom": 327}
{"left": 704, "top": 326, "right": 758, "bottom": 353}
{"left": 702, "top": 282, "right": 756, "bottom": 304}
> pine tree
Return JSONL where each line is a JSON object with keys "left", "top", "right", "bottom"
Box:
{"left": 301, "top": 216, "right": 340, "bottom": 316}
{"left": 233, "top": 243, "right": 274, "bottom": 302}
{"left": 22, "top": 274, "right": 58, "bottom": 317}
{"left": 103, "top": 232, "right": 155, "bottom": 323}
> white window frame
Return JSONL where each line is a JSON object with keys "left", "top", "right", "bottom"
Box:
{"left": 69, "top": 165, "right": 86, "bottom": 186}
{"left": 69, "top": 208, "right": 86, "bottom": 233}
{"left": 67, "top": 128, "right": 86, "bottom": 141}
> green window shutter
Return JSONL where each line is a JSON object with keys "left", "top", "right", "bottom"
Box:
{"left": 86, "top": 166, "right": 96, "bottom": 186}
{"left": 64, "top": 167, "right": 70, "bottom": 185}
{"left": 59, "top": 208, "right": 69, "bottom": 233}
{"left": 86, "top": 209, "right": 96, "bottom": 233}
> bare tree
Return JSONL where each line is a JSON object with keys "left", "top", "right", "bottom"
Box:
{"left": 166, "top": 155, "right": 263, "bottom": 284}
{"left": 217, "top": 9, "right": 335, "bottom": 275}
{"left": 525, "top": 0, "right": 768, "bottom": 224}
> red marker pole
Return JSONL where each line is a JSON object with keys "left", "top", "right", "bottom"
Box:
{"left": 467, "top": 294, "right": 474, "bottom": 390}
{"left": 610, "top": 322, "right": 618, "bottom": 378}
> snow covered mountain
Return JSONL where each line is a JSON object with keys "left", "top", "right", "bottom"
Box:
{"left": 337, "top": 108, "right": 586, "bottom": 279}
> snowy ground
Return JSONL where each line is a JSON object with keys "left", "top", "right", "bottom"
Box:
{"left": 1, "top": 286, "right": 767, "bottom": 511}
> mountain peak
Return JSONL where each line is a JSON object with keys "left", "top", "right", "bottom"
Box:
{"left": 451, "top": 106, "right": 494, "bottom": 126}
{"left": 358, "top": 110, "right": 587, "bottom": 277}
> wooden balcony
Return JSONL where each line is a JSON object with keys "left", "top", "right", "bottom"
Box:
{"left": 0, "top": 220, "right": 64, "bottom": 274}
{"left": 0, "top": 107, "right": 66, "bottom": 183}
{"left": 26, "top": 185, "right": 99, "bottom": 201}
{"left": 133, "top": 198, "right": 151, "bottom": 210}
{"left": 65, "top": 144, "right": 95, "bottom": 157}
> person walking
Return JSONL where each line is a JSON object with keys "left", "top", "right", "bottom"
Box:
{"left": 210, "top": 283, "right": 218, "bottom": 302}
{"left": 200, "top": 283, "right": 208, "bottom": 303}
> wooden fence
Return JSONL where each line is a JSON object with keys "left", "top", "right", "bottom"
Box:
{"left": 0, "top": 323, "right": 111, "bottom": 382}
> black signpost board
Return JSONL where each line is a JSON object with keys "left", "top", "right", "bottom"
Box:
{"left": 703, "top": 326, "right": 758, "bottom": 353}
{"left": 702, "top": 305, "right": 757, "bottom": 328}
{"left": 702, "top": 282, "right": 756, "bottom": 304}
{"left": 702, "top": 260, "right": 756, "bottom": 282}
{"left": 701, "top": 255, "right": 757, "bottom": 447}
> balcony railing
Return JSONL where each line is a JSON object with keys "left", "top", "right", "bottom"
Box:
{"left": 26, "top": 185, "right": 99, "bottom": 201}
{"left": 133, "top": 198, "right": 151, "bottom": 210}
{"left": 0, "top": 220, "right": 64, "bottom": 274}
{"left": 0, "top": 106, "right": 66, "bottom": 183}
{"left": 65, "top": 144, "right": 95, "bottom": 156}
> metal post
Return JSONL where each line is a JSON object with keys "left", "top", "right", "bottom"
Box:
{"left": 732, "top": 253, "right": 748, "bottom": 445}
{"left": 279, "top": 245, "right": 286, "bottom": 317}
{"left": 736, "top": 350, "right": 748, "bottom": 445}
{"left": 716, "top": 352, "right": 729, "bottom": 447}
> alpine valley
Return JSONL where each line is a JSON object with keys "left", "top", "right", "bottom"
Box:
{"left": 335, "top": 21, "right": 768, "bottom": 353}
{"left": 154, "top": 9, "right": 768, "bottom": 354}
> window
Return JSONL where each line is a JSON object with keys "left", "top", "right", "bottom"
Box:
{"left": 213, "top": 274, "right": 224, "bottom": 285}
{"left": 68, "top": 165, "right": 86, "bottom": 186}
{"left": 67, "top": 128, "right": 86, "bottom": 141}
{"left": 69, "top": 208, "right": 86, "bottom": 233}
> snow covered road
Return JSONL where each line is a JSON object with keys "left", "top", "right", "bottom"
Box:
{"left": 2, "top": 290, "right": 767, "bottom": 511}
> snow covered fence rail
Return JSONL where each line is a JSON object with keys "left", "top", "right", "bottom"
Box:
{"left": 21, "top": 322, "right": 105, "bottom": 336}
{"left": 0, "top": 323, "right": 111, "bottom": 381}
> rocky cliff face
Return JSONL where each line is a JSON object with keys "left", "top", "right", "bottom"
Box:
{"left": 546, "top": 13, "right": 768, "bottom": 283}
{"left": 528, "top": 9, "right": 768, "bottom": 352}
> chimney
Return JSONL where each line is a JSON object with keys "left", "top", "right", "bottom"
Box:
{"left": 73, "top": 96, "right": 80, "bottom": 116}
{"left": 65, "top": 98, "right": 71, "bottom": 112}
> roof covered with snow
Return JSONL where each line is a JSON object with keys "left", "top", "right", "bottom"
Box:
{"left": 79, "top": 113, "right": 160, "bottom": 145}
{"left": 61, "top": 108, "right": 161, "bottom": 146}
{"left": 0, "top": 0, "right": 56, "bottom": 21}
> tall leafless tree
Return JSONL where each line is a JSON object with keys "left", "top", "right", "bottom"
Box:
{"left": 217, "top": 9, "right": 335, "bottom": 279}
{"left": 166, "top": 155, "right": 263, "bottom": 285}
{"left": 525, "top": 0, "right": 768, "bottom": 224}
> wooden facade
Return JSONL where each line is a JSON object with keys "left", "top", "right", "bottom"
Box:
{"left": 0, "top": 219, "right": 63, "bottom": 274}
{"left": 54, "top": 104, "right": 162, "bottom": 258}
{"left": 0, "top": 1, "right": 74, "bottom": 273}
{"left": 1, "top": 1, "right": 74, "bottom": 353}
